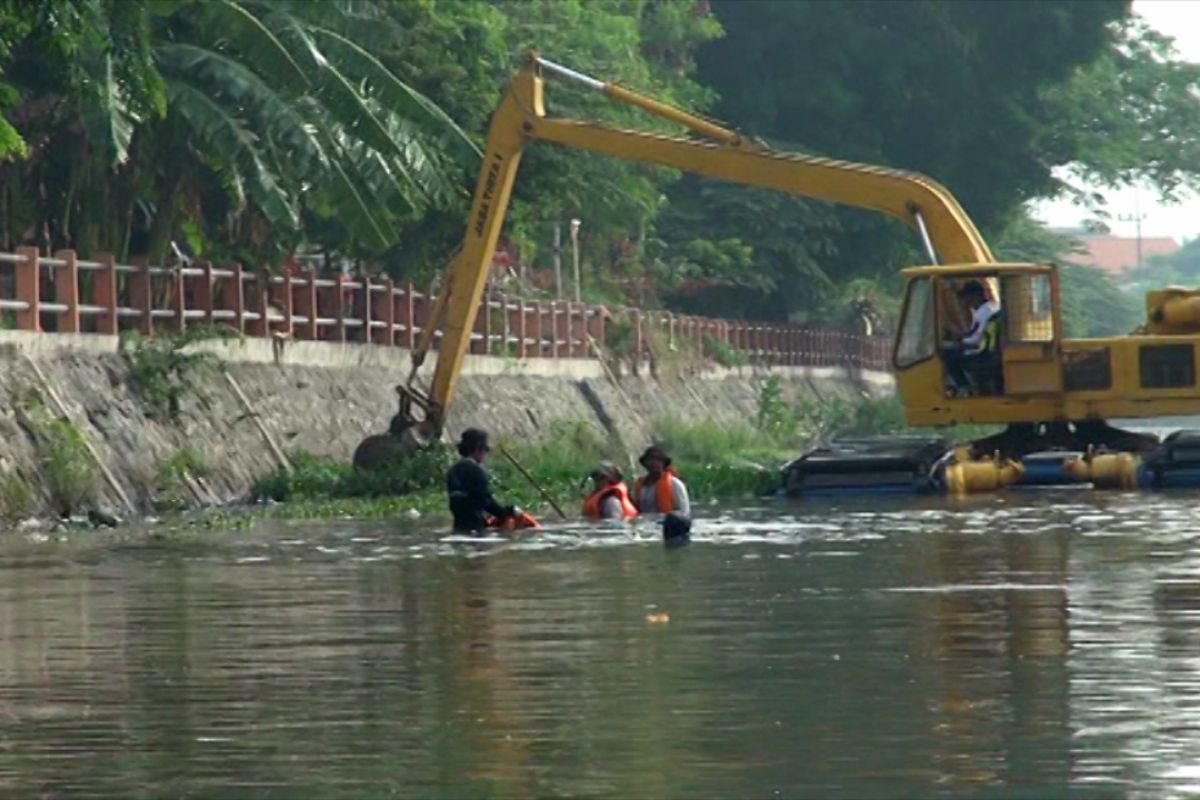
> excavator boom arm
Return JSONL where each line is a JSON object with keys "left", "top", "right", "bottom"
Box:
{"left": 414, "top": 55, "right": 993, "bottom": 436}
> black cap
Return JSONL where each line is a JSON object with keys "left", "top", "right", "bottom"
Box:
{"left": 639, "top": 445, "right": 671, "bottom": 468}
{"left": 457, "top": 428, "right": 490, "bottom": 457}
{"left": 958, "top": 280, "right": 986, "bottom": 297}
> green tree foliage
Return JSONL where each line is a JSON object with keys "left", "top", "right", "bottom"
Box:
{"left": 378, "top": 0, "right": 723, "bottom": 283}
{"left": 3, "top": 0, "right": 1199, "bottom": 338}
{"left": 0, "top": 0, "right": 473, "bottom": 265}
{"left": 1041, "top": 17, "right": 1200, "bottom": 205}
{"left": 655, "top": 0, "right": 1151, "bottom": 322}
{"left": 696, "top": 0, "right": 1125, "bottom": 224}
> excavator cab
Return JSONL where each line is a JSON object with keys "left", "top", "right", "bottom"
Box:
{"left": 894, "top": 264, "right": 1063, "bottom": 426}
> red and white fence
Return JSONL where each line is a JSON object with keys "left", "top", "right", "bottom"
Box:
{"left": 0, "top": 248, "right": 893, "bottom": 371}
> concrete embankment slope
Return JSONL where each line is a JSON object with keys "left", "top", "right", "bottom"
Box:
{"left": 0, "top": 331, "right": 893, "bottom": 512}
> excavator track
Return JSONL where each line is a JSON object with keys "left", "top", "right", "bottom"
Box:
{"left": 784, "top": 424, "right": 1200, "bottom": 497}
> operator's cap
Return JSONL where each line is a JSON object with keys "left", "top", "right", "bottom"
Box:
{"left": 958, "top": 280, "right": 986, "bottom": 297}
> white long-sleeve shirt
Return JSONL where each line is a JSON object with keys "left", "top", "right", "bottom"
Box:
{"left": 962, "top": 300, "right": 1001, "bottom": 352}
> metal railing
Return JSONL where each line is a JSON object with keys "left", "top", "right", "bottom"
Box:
{"left": 0, "top": 247, "right": 893, "bottom": 371}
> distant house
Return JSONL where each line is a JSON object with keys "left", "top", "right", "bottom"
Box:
{"left": 1065, "top": 233, "right": 1180, "bottom": 276}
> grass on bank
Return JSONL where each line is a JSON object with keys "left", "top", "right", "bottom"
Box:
{"left": 238, "top": 384, "right": 925, "bottom": 523}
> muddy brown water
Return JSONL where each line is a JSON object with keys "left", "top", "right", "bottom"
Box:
{"left": 1, "top": 490, "right": 1199, "bottom": 798}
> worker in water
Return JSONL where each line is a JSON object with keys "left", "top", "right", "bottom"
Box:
{"left": 944, "top": 279, "right": 1002, "bottom": 394}
{"left": 633, "top": 446, "right": 691, "bottom": 516}
{"left": 581, "top": 461, "right": 638, "bottom": 521}
{"left": 446, "top": 428, "right": 519, "bottom": 531}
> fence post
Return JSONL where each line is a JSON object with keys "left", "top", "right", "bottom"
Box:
{"left": 533, "top": 301, "right": 545, "bottom": 357}
{"left": 14, "top": 246, "right": 39, "bottom": 331}
{"left": 129, "top": 256, "right": 153, "bottom": 335}
{"left": 500, "top": 294, "right": 512, "bottom": 356}
{"left": 416, "top": 286, "right": 432, "bottom": 351}
{"left": 331, "top": 274, "right": 347, "bottom": 343}
{"left": 222, "top": 261, "right": 245, "bottom": 335}
{"left": 196, "top": 261, "right": 214, "bottom": 327}
{"left": 587, "top": 306, "right": 605, "bottom": 357}
{"left": 269, "top": 271, "right": 294, "bottom": 339}
{"left": 294, "top": 268, "right": 316, "bottom": 341}
{"left": 480, "top": 292, "right": 492, "bottom": 355}
{"left": 378, "top": 278, "right": 395, "bottom": 346}
{"left": 244, "top": 273, "right": 265, "bottom": 337}
{"left": 566, "top": 303, "right": 579, "bottom": 357}
{"left": 93, "top": 253, "right": 118, "bottom": 335}
{"left": 167, "top": 263, "right": 186, "bottom": 333}
{"left": 53, "top": 249, "right": 80, "bottom": 333}
{"left": 401, "top": 282, "right": 416, "bottom": 349}
{"left": 517, "top": 298, "right": 529, "bottom": 358}
{"left": 359, "top": 274, "right": 373, "bottom": 344}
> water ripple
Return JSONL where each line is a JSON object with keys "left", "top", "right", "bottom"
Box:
{"left": 0, "top": 489, "right": 1198, "bottom": 797}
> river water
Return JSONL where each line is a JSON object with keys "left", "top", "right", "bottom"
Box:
{"left": 2, "top": 491, "right": 1200, "bottom": 799}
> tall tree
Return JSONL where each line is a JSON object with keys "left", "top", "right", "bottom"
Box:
{"left": 0, "top": 0, "right": 474, "bottom": 266}
{"left": 655, "top": 0, "right": 1131, "bottom": 321}
{"left": 377, "top": 0, "right": 723, "bottom": 285}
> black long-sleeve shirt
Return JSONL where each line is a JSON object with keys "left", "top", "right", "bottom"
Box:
{"left": 447, "top": 457, "right": 509, "bottom": 531}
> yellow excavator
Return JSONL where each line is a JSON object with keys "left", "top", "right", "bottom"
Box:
{"left": 365, "top": 53, "right": 1200, "bottom": 495}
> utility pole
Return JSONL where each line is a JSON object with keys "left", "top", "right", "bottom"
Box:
{"left": 552, "top": 222, "right": 563, "bottom": 300}
{"left": 1119, "top": 191, "right": 1147, "bottom": 270}
{"left": 570, "top": 218, "right": 582, "bottom": 302}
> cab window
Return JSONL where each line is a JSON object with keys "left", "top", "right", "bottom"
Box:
{"left": 895, "top": 278, "right": 935, "bottom": 369}
{"left": 1001, "top": 273, "right": 1054, "bottom": 343}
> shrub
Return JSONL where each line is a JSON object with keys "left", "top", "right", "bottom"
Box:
{"left": 120, "top": 327, "right": 236, "bottom": 422}
{"left": 605, "top": 317, "right": 635, "bottom": 357}
{"left": 653, "top": 417, "right": 776, "bottom": 464}
{"left": 755, "top": 375, "right": 806, "bottom": 443}
{"left": 251, "top": 444, "right": 453, "bottom": 503}
{"left": 0, "top": 471, "right": 35, "bottom": 521}
{"left": 703, "top": 333, "right": 745, "bottom": 368}
{"left": 40, "top": 419, "right": 97, "bottom": 516}
{"left": 155, "top": 446, "right": 211, "bottom": 510}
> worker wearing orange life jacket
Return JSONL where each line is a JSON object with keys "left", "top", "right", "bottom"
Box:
{"left": 633, "top": 446, "right": 690, "bottom": 516}
{"left": 581, "top": 461, "right": 638, "bottom": 520}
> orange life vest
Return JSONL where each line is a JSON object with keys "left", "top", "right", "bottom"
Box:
{"left": 485, "top": 510, "right": 540, "bottom": 531}
{"left": 634, "top": 468, "right": 679, "bottom": 513}
{"left": 582, "top": 482, "right": 639, "bottom": 520}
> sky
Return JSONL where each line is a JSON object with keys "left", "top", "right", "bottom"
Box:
{"left": 1032, "top": 0, "right": 1200, "bottom": 243}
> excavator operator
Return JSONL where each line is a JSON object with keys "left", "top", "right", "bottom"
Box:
{"left": 943, "top": 280, "right": 1002, "bottom": 396}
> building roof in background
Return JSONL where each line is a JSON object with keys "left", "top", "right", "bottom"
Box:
{"left": 1066, "top": 234, "right": 1180, "bottom": 275}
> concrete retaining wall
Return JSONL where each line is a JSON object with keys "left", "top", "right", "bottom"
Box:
{"left": 0, "top": 331, "right": 893, "bottom": 514}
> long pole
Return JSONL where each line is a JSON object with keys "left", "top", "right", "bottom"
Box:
{"left": 570, "top": 218, "right": 582, "bottom": 302}
{"left": 553, "top": 223, "right": 563, "bottom": 300}
{"left": 1119, "top": 191, "right": 1147, "bottom": 270}
{"left": 497, "top": 443, "right": 567, "bottom": 520}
